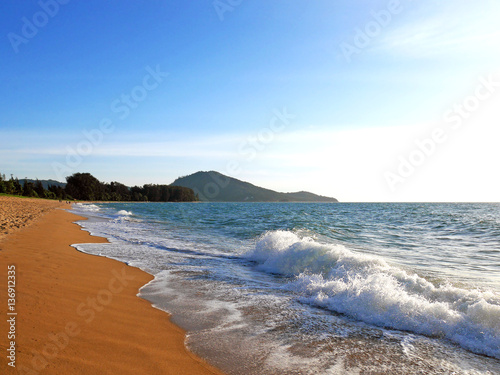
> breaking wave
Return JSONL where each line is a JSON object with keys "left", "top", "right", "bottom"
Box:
{"left": 245, "top": 230, "right": 500, "bottom": 359}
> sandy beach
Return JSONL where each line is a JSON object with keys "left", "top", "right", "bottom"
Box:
{"left": 0, "top": 196, "right": 224, "bottom": 375}
{"left": 0, "top": 197, "right": 68, "bottom": 242}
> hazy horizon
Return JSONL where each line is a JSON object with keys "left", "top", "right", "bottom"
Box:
{"left": 2, "top": 1, "right": 499, "bottom": 202}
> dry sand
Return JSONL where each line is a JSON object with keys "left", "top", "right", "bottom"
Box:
{"left": 0, "top": 196, "right": 68, "bottom": 241}
{"left": 0, "top": 196, "right": 224, "bottom": 374}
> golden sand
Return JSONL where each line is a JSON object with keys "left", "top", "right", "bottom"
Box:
{"left": 0, "top": 197, "right": 224, "bottom": 374}
{"left": 0, "top": 196, "right": 68, "bottom": 241}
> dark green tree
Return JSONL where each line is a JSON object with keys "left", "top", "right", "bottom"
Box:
{"left": 130, "top": 186, "right": 146, "bottom": 201}
{"left": 13, "top": 178, "right": 23, "bottom": 195}
{"left": 106, "top": 181, "right": 131, "bottom": 201}
{"left": 22, "top": 180, "right": 37, "bottom": 197}
{"left": 4, "top": 179, "right": 15, "bottom": 195}
{"left": 48, "top": 185, "right": 66, "bottom": 199}
{"left": 65, "top": 173, "right": 104, "bottom": 201}
{"left": 0, "top": 173, "right": 5, "bottom": 194}
{"left": 34, "top": 179, "right": 45, "bottom": 198}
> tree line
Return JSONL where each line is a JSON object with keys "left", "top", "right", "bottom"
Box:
{"left": 0, "top": 172, "right": 198, "bottom": 202}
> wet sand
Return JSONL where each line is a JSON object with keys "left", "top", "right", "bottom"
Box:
{"left": 0, "top": 197, "right": 224, "bottom": 374}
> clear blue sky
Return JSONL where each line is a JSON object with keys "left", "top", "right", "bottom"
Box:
{"left": 1, "top": 0, "right": 500, "bottom": 201}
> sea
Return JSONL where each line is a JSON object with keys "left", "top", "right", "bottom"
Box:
{"left": 70, "top": 202, "right": 500, "bottom": 375}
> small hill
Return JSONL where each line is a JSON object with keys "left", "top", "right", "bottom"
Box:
{"left": 19, "top": 179, "right": 66, "bottom": 189}
{"left": 171, "top": 171, "right": 338, "bottom": 202}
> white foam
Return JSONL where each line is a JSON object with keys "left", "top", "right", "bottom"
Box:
{"left": 117, "top": 210, "right": 133, "bottom": 216}
{"left": 72, "top": 203, "right": 102, "bottom": 213}
{"left": 244, "top": 230, "right": 500, "bottom": 359}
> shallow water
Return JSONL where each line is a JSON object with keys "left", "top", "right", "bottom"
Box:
{"left": 71, "top": 202, "right": 500, "bottom": 374}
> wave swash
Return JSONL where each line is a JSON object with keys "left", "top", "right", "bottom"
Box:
{"left": 245, "top": 230, "right": 500, "bottom": 359}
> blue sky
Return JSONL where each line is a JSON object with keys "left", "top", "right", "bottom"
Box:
{"left": 1, "top": 0, "right": 500, "bottom": 201}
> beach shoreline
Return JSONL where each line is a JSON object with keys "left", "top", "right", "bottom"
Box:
{"left": 0, "top": 196, "right": 224, "bottom": 374}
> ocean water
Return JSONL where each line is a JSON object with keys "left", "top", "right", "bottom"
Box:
{"left": 70, "top": 202, "right": 500, "bottom": 374}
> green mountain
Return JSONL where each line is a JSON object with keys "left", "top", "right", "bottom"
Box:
{"left": 171, "top": 171, "right": 338, "bottom": 202}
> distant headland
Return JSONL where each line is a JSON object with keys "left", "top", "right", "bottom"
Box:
{"left": 172, "top": 171, "right": 338, "bottom": 203}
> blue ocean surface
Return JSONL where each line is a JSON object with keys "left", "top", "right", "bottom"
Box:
{"left": 71, "top": 202, "right": 500, "bottom": 374}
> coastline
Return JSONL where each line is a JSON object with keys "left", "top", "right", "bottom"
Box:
{"left": 0, "top": 197, "right": 224, "bottom": 374}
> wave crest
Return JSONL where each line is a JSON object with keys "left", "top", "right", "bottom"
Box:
{"left": 117, "top": 210, "right": 133, "bottom": 216}
{"left": 245, "top": 230, "right": 500, "bottom": 359}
